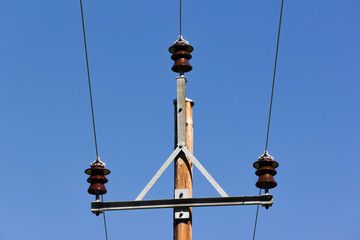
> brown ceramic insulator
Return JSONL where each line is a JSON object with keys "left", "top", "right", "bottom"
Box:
{"left": 253, "top": 151, "right": 278, "bottom": 190}
{"left": 256, "top": 174, "right": 277, "bottom": 189}
{"left": 169, "top": 43, "right": 194, "bottom": 73}
{"left": 85, "top": 160, "right": 110, "bottom": 196}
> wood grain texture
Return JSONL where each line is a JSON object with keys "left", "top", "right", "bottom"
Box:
{"left": 174, "top": 100, "right": 194, "bottom": 240}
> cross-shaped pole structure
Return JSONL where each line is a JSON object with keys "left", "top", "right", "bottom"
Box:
{"left": 87, "top": 37, "right": 276, "bottom": 240}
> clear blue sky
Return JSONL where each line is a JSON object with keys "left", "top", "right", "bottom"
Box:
{"left": 0, "top": 0, "right": 359, "bottom": 239}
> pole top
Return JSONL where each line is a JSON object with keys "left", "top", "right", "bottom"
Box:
{"left": 173, "top": 98, "right": 195, "bottom": 106}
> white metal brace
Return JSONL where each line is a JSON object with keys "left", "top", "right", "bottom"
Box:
{"left": 182, "top": 146, "right": 229, "bottom": 197}
{"left": 135, "top": 145, "right": 183, "bottom": 201}
{"left": 135, "top": 142, "right": 228, "bottom": 201}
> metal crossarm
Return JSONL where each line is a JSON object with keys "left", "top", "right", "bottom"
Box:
{"left": 91, "top": 194, "right": 273, "bottom": 214}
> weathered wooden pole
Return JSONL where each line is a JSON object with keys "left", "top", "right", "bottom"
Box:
{"left": 174, "top": 97, "right": 194, "bottom": 240}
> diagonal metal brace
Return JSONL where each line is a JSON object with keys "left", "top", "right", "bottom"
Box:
{"left": 135, "top": 144, "right": 184, "bottom": 200}
{"left": 182, "top": 146, "right": 229, "bottom": 197}
{"left": 136, "top": 142, "right": 229, "bottom": 200}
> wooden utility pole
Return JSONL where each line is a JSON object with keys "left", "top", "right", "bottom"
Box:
{"left": 174, "top": 96, "right": 194, "bottom": 240}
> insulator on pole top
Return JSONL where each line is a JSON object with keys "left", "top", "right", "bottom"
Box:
{"left": 85, "top": 157, "right": 110, "bottom": 201}
{"left": 169, "top": 35, "right": 193, "bottom": 74}
{"left": 253, "top": 151, "right": 278, "bottom": 192}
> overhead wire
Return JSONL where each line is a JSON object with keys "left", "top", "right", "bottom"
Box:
{"left": 180, "top": 0, "right": 182, "bottom": 36}
{"left": 101, "top": 196, "right": 109, "bottom": 240}
{"left": 79, "top": 1, "right": 109, "bottom": 239}
{"left": 265, "top": 0, "right": 284, "bottom": 151}
{"left": 80, "top": 0, "right": 99, "bottom": 158}
{"left": 252, "top": 189, "right": 262, "bottom": 240}
{"left": 252, "top": 0, "right": 284, "bottom": 239}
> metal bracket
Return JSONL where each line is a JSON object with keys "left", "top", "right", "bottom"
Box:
{"left": 174, "top": 189, "right": 190, "bottom": 219}
{"left": 175, "top": 208, "right": 190, "bottom": 219}
{"left": 175, "top": 189, "right": 190, "bottom": 199}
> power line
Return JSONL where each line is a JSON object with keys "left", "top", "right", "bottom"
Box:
{"left": 179, "top": 0, "right": 182, "bottom": 36}
{"left": 101, "top": 196, "right": 109, "bottom": 240}
{"left": 79, "top": 1, "right": 109, "bottom": 239}
{"left": 252, "top": 189, "right": 261, "bottom": 240}
{"left": 80, "top": 0, "right": 99, "bottom": 158}
{"left": 253, "top": 0, "right": 285, "bottom": 239}
{"left": 265, "top": 0, "right": 284, "bottom": 151}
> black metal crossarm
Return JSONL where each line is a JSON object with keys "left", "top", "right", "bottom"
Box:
{"left": 91, "top": 194, "right": 273, "bottom": 214}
